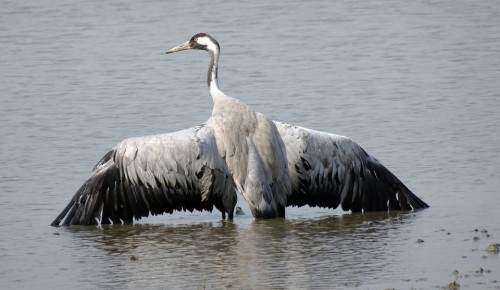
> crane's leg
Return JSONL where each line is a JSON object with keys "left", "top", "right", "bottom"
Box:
{"left": 278, "top": 205, "right": 286, "bottom": 218}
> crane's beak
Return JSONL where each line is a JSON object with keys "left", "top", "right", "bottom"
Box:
{"left": 166, "top": 40, "right": 191, "bottom": 54}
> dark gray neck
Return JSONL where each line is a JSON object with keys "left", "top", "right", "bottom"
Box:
{"left": 207, "top": 47, "right": 224, "bottom": 99}
{"left": 207, "top": 50, "right": 218, "bottom": 88}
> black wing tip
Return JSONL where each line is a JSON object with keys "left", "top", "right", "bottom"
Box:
{"left": 409, "top": 197, "right": 430, "bottom": 210}
{"left": 50, "top": 220, "right": 62, "bottom": 227}
{"left": 50, "top": 194, "right": 80, "bottom": 227}
{"left": 50, "top": 171, "right": 106, "bottom": 227}
{"left": 397, "top": 183, "right": 429, "bottom": 211}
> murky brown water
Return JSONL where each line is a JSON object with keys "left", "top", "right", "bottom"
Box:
{"left": 1, "top": 0, "right": 500, "bottom": 289}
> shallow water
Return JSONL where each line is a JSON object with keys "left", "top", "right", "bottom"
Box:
{"left": 1, "top": 0, "right": 500, "bottom": 289}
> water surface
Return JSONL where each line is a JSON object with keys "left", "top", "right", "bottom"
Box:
{"left": 1, "top": 0, "right": 499, "bottom": 289}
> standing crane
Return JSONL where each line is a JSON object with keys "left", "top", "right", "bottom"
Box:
{"left": 51, "top": 33, "right": 428, "bottom": 226}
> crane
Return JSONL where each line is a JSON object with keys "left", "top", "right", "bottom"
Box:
{"left": 51, "top": 33, "right": 428, "bottom": 226}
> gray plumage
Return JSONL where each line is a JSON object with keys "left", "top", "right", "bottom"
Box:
{"left": 51, "top": 125, "right": 237, "bottom": 226}
{"left": 275, "top": 122, "right": 429, "bottom": 211}
{"left": 51, "top": 33, "right": 428, "bottom": 226}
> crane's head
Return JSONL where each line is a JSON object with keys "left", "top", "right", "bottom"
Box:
{"left": 166, "top": 33, "right": 220, "bottom": 54}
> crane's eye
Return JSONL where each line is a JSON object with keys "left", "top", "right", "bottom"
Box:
{"left": 193, "top": 33, "right": 206, "bottom": 41}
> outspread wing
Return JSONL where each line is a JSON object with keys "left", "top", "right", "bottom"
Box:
{"left": 51, "top": 124, "right": 237, "bottom": 226}
{"left": 274, "top": 121, "right": 429, "bottom": 212}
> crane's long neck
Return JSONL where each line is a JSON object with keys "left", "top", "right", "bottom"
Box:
{"left": 207, "top": 47, "right": 224, "bottom": 100}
